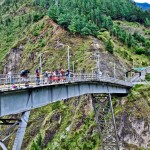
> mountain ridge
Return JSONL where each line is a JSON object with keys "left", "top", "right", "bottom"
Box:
{"left": 136, "top": 2, "right": 150, "bottom": 10}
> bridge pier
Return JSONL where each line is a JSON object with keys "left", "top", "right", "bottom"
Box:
{"left": 0, "top": 142, "right": 7, "bottom": 150}
{"left": 0, "top": 111, "right": 30, "bottom": 150}
{"left": 91, "top": 94, "right": 120, "bottom": 150}
{"left": 12, "top": 111, "right": 30, "bottom": 150}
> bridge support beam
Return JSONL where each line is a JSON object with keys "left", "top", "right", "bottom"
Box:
{"left": 0, "top": 111, "right": 30, "bottom": 150}
{"left": 0, "top": 142, "right": 7, "bottom": 150}
{"left": 91, "top": 94, "right": 120, "bottom": 150}
{"left": 12, "top": 111, "right": 30, "bottom": 150}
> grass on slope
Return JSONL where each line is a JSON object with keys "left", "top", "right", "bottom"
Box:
{"left": 0, "top": 0, "right": 46, "bottom": 71}
{"left": 8, "top": 16, "right": 95, "bottom": 74}
{"left": 113, "top": 21, "right": 150, "bottom": 67}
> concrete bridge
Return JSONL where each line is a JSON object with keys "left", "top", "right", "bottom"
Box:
{"left": 0, "top": 74, "right": 133, "bottom": 150}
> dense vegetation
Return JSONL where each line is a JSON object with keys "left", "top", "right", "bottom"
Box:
{"left": 1, "top": 0, "right": 150, "bottom": 35}
{"left": 110, "top": 24, "right": 150, "bottom": 55}
{"left": 0, "top": 0, "right": 150, "bottom": 57}
{"left": 37, "top": 0, "right": 150, "bottom": 31}
{"left": 145, "top": 73, "right": 150, "bottom": 81}
{"left": 0, "top": 0, "right": 45, "bottom": 62}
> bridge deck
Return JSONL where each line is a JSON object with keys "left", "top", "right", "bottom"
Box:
{"left": 0, "top": 74, "right": 132, "bottom": 91}
{"left": 0, "top": 75, "right": 132, "bottom": 117}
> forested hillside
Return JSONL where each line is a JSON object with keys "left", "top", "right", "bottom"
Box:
{"left": 40, "top": 0, "right": 150, "bottom": 56}
{"left": 0, "top": 0, "right": 150, "bottom": 149}
{"left": 0, "top": 0, "right": 150, "bottom": 72}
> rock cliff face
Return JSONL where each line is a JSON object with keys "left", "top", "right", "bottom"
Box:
{"left": 117, "top": 85, "right": 150, "bottom": 149}
{"left": 3, "top": 44, "right": 24, "bottom": 74}
{"left": 118, "top": 113, "right": 150, "bottom": 149}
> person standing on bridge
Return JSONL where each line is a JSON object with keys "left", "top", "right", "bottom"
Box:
{"left": 20, "top": 70, "right": 30, "bottom": 87}
{"left": 7, "top": 71, "right": 12, "bottom": 85}
{"left": 36, "top": 69, "right": 40, "bottom": 85}
{"left": 43, "top": 71, "right": 48, "bottom": 84}
{"left": 66, "top": 69, "right": 70, "bottom": 79}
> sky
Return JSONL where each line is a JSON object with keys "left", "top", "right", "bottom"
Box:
{"left": 133, "top": 0, "right": 150, "bottom": 4}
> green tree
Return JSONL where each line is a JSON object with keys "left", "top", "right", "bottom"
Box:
{"left": 127, "top": 34, "right": 133, "bottom": 48}
{"left": 30, "top": 141, "right": 40, "bottom": 150}
{"left": 105, "top": 39, "right": 114, "bottom": 54}
{"left": 57, "top": 13, "right": 71, "bottom": 28}
{"left": 81, "top": 27, "right": 91, "bottom": 35}
{"left": 144, "top": 18, "right": 150, "bottom": 27}
{"left": 18, "top": 17, "right": 21, "bottom": 27}
{"left": 30, "top": 132, "right": 42, "bottom": 150}
{"left": 48, "top": 5, "right": 57, "bottom": 20}
{"left": 36, "top": 132, "right": 42, "bottom": 147}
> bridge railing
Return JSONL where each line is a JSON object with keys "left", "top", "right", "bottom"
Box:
{"left": 0, "top": 73, "right": 132, "bottom": 91}
{"left": 145, "top": 67, "right": 150, "bottom": 74}
{"left": 71, "top": 73, "right": 132, "bottom": 86}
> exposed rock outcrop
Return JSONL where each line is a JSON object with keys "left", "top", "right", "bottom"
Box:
{"left": 3, "top": 43, "right": 25, "bottom": 74}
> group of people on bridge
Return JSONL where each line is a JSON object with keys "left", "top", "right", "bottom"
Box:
{"left": 8, "top": 68, "right": 72, "bottom": 88}
{"left": 5, "top": 68, "right": 102, "bottom": 90}
{"left": 35, "top": 68, "right": 71, "bottom": 85}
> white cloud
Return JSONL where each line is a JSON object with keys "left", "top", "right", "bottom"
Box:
{"left": 133, "top": 0, "right": 150, "bottom": 4}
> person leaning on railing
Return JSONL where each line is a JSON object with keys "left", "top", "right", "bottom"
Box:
{"left": 36, "top": 69, "right": 40, "bottom": 85}
{"left": 20, "top": 70, "right": 30, "bottom": 87}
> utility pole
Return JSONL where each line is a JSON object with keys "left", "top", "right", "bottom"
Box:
{"left": 98, "top": 54, "right": 100, "bottom": 73}
{"left": 40, "top": 54, "right": 42, "bottom": 74}
{"left": 72, "top": 61, "right": 75, "bottom": 74}
{"left": 67, "top": 45, "right": 70, "bottom": 79}
{"left": 72, "top": 59, "right": 79, "bottom": 74}
{"left": 91, "top": 53, "right": 101, "bottom": 79}
{"left": 124, "top": 67, "right": 126, "bottom": 81}
{"left": 114, "top": 63, "right": 116, "bottom": 79}
{"left": 133, "top": 59, "right": 134, "bottom": 69}
{"left": 97, "top": 53, "right": 101, "bottom": 79}
{"left": 39, "top": 51, "right": 48, "bottom": 75}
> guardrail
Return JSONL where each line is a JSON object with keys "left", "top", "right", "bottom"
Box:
{"left": 130, "top": 66, "right": 150, "bottom": 82}
{"left": 145, "top": 67, "right": 150, "bottom": 74}
{"left": 133, "top": 82, "right": 150, "bottom": 85}
{"left": 0, "top": 73, "right": 133, "bottom": 91}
